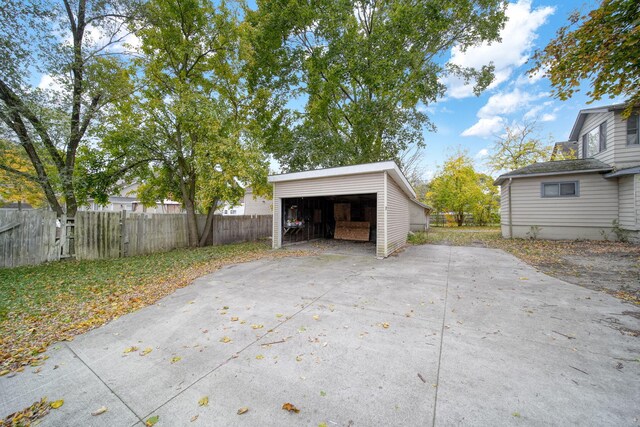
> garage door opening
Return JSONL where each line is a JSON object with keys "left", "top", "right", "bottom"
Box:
{"left": 280, "top": 194, "right": 377, "bottom": 248}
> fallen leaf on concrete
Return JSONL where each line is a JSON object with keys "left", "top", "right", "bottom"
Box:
{"left": 171, "top": 356, "right": 182, "bottom": 363}
{"left": 276, "top": 313, "right": 283, "bottom": 318}
{"left": 146, "top": 415, "right": 159, "bottom": 426}
{"left": 220, "top": 311, "right": 227, "bottom": 315}
{"left": 296, "top": 355, "right": 303, "bottom": 362}
{"left": 320, "top": 391, "right": 326, "bottom": 396}
{"left": 240, "top": 320, "right": 246, "bottom": 324}
{"left": 231, "top": 317, "right": 239, "bottom": 321}
{"left": 223, "top": 306, "right": 229, "bottom": 310}
{"left": 382, "top": 322, "right": 390, "bottom": 329}
{"left": 0, "top": 369, "right": 9, "bottom": 376}
{"left": 199, "top": 396, "right": 209, "bottom": 407}
{"left": 220, "top": 336, "right": 232, "bottom": 343}
{"left": 319, "top": 423, "right": 328, "bottom": 427}
{"left": 237, "top": 407, "right": 249, "bottom": 415}
{"left": 251, "top": 324, "right": 264, "bottom": 329}
{"left": 519, "top": 277, "right": 529, "bottom": 281}
{"left": 50, "top": 400, "right": 64, "bottom": 409}
{"left": 313, "top": 315, "right": 320, "bottom": 321}
{"left": 282, "top": 402, "right": 300, "bottom": 413}
{"left": 91, "top": 406, "right": 107, "bottom": 416}
{"left": 256, "top": 354, "right": 264, "bottom": 360}
{"left": 191, "top": 414, "right": 199, "bottom": 422}
{"left": 140, "top": 347, "right": 153, "bottom": 356}
{"left": 123, "top": 346, "right": 139, "bottom": 354}
{"left": 2, "top": 398, "right": 51, "bottom": 425}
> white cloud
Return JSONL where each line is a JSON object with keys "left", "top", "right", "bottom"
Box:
{"left": 475, "top": 148, "right": 489, "bottom": 158}
{"left": 461, "top": 116, "right": 504, "bottom": 137}
{"left": 478, "top": 88, "right": 547, "bottom": 118}
{"left": 540, "top": 113, "right": 556, "bottom": 122}
{"left": 445, "top": 0, "right": 555, "bottom": 99}
{"left": 37, "top": 74, "right": 65, "bottom": 92}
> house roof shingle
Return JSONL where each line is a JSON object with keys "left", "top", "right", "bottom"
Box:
{"left": 494, "top": 159, "right": 613, "bottom": 185}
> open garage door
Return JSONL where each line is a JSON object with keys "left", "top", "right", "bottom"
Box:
{"left": 280, "top": 194, "right": 377, "bottom": 247}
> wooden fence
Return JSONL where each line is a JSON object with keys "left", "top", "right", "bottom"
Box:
{"left": 0, "top": 210, "right": 272, "bottom": 268}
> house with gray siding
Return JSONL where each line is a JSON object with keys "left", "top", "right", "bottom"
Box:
{"left": 495, "top": 103, "right": 640, "bottom": 243}
{"left": 268, "top": 161, "right": 430, "bottom": 258}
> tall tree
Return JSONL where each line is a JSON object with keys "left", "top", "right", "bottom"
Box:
{"left": 488, "top": 121, "right": 551, "bottom": 173}
{"left": 427, "top": 152, "right": 489, "bottom": 226}
{"left": 530, "top": 0, "right": 640, "bottom": 117}
{"left": 0, "top": 0, "right": 140, "bottom": 216}
{"left": 249, "top": 0, "right": 507, "bottom": 172}
{"left": 102, "top": 0, "right": 269, "bottom": 247}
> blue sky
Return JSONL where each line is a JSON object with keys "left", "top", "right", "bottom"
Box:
{"left": 34, "top": 0, "right": 616, "bottom": 181}
{"left": 418, "top": 0, "right": 618, "bottom": 180}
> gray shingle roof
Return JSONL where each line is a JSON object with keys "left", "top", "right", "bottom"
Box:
{"left": 494, "top": 159, "right": 613, "bottom": 185}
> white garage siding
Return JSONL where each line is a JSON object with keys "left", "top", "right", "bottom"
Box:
{"left": 269, "top": 162, "right": 426, "bottom": 258}
{"left": 385, "top": 174, "right": 410, "bottom": 255}
{"left": 500, "top": 172, "right": 619, "bottom": 239}
{"left": 271, "top": 172, "right": 386, "bottom": 257}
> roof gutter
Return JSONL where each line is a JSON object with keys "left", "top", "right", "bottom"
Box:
{"left": 494, "top": 167, "right": 613, "bottom": 185}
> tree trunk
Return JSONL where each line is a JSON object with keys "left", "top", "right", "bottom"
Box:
{"left": 198, "top": 201, "right": 218, "bottom": 247}
{"left": 183, "top": 197, "right": 200, "bottom": 247}
{"left": 456, "top": 212, "right": 464, "bottom": 227}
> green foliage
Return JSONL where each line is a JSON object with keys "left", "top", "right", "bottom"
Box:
{"left": 101, "top": 0, "right": 270, "bottom": 245}
{"left": 427, "top": 152, "right": 499, "bottom": 227}
{"left": 249, "top": 0, "right": 507, "bottom": 171}
{"left": 0, "top": 0, "right": 141, "bottom": 216}
{"left": 488, "top": 121, "right": 552, "bottom": 173}
{"left": 0, "top": 139, "right": 47, "bottom": 207}
{"left": 530, "top": 0, "right": 640, "bottom": 117}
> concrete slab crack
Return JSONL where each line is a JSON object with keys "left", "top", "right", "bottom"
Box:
{"left": 431, "top": 246, "right": 452, "bottom": 427}
{"left": 134, "top": 269, "right": 357, "bottom": 426}
{"left": 64, "top": 343, "right": 144, "bottom": 424}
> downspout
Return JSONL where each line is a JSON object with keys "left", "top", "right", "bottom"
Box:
{"left": 508, "top": 178, "right": 513, "bottom": 239}
{"left": 384, "top": 171, "right": 388, "bottom": 257}
{"left": 273, "top": 182, "right": 279, "bottom": 249}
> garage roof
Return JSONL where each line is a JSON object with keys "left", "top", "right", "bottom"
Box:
{"left": 268, "top": 161, "right": 416, "bottom": 198}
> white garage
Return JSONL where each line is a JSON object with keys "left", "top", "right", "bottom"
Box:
{"left": 268, "top": 161, "right": 430, "bottom": 258}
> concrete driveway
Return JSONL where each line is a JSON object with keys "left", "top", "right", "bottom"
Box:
{"left": 1, "top": 245, "right": 639, "bottom": 426}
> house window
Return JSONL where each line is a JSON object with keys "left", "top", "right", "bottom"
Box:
{"left": 230, "top": 209, "right": 236, "bottom": 214}
{"left": 541, "top": 181, "right": 579, "bottom": 198}
{"left": 627, "top": 113, "right": 639, "bottom": 145}
{"left": 582, "top": 122, "right": 607, "bottom": 158}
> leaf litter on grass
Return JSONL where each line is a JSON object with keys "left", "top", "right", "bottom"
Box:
{"left": 0, "top": 243, "right": 311, "bottom": 373}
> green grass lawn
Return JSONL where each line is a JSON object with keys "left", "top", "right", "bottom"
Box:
{"left": 408, "top": 226, "right": 502, "bottom": 246}
{"left": 0, "top": 241, "right": 305, "bottom": 373}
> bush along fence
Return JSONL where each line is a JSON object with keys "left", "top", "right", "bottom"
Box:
{"left": 0, "top": 210, "right": 273, "bottom": 268}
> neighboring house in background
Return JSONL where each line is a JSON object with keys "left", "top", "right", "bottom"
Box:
{"left": 495, "top": 103, "right": 640, "bottom": 243}
{"left": 550, "top": 140, "right": 579, "bottom": 160}
{"left": 218, "top": 187, "right": 272, "bottom": 216}
{"left": 80, "top": 182, "right": 183, "bottom": 214}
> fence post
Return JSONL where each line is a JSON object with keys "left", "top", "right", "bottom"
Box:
{"left": 120, "top": 210, "right": 127, "bottom": 258}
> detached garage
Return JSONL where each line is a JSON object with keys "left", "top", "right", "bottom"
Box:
{"left": 268, "top": 161, "right": 429, "bottom": 258}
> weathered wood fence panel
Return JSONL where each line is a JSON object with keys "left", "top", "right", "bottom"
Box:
{"left": 0, "top": 210, "right": 58, "bottom": 268}
{"left": 123, "top": 213, "right": 189, "bottom": 257}
{"left": 1, "top": 211, "right": 272, "bottom": 268}
{"left": 75, "top": 211, "right": 122, "bottom": 260}
{"left": 212, "top": 215, "right": 272, "bottom": 245}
